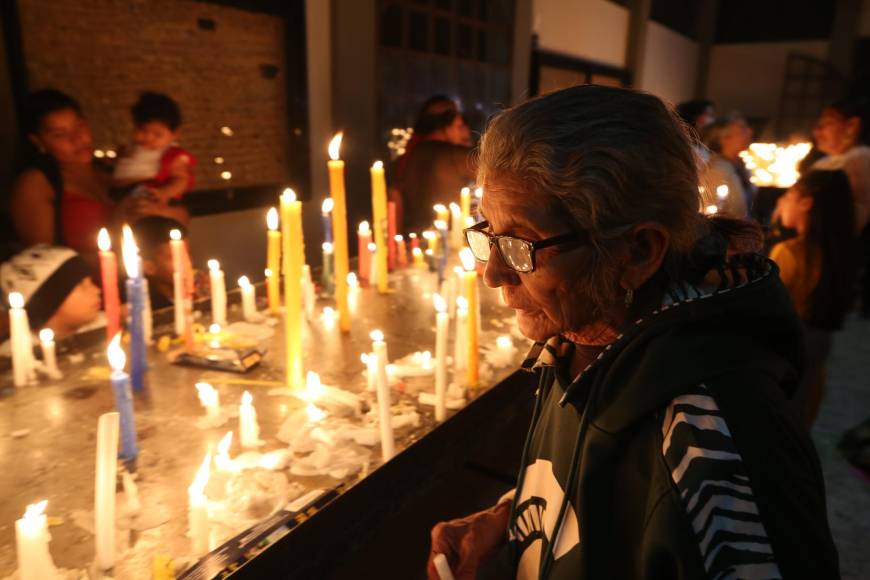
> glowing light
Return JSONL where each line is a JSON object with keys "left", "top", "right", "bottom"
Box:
{"left": 305, "top": 371, "right": 326, "bottom": 401}
{"left": 367, "top": 242, "right": 376, "bottom": 253}
{"left": 474, "top": 187, "right": 483, "bottom": 199}
{"left": 217, "top": 431, "right": 232, "bottom": 458}
{"left": 496, "top": 335, "right": 512, "bottom": 349}
{"left": 282, "top": 188, "right": 297, "bottom": 203}
{"left": 372, "top": 160, "right": 383, "bottom": 170}
{"left": 122, "top": 225, "right": 140, "bottom": 279}
{"left": 412, "top": 248, "right": 423, "bottom": 258}
{"left": 105, "top": 150, "right": 117, "bottom": 159}
{"left": 98, "top": 228, "right": 111, "bottom": 251}
{"left": 23, "top": 500, "right": 48, "bottom": 521}
{"left": 188, "top": 451, "right": 211, "bottom": 496}
{"left": 408, "top": 233, "right": 418, "bottom": 240}
{"left": 328, "top": 132, "right": 343, "bottom": 161}
{"left": 207, "top": 259, "right": 220, "bottom": 272}
{"left": 107, "top": 333, "right": 126, "bottom": 372}
{"left": 220, "top": 126, "right": 234, "bottom": 136}
{"left": 209, "top": 323, "right": 221, "bottom": 334}
{"left": 170, "top": 229, "right": 182, "bottom": 241}
{"left": 265, "top": 268, "right": 273, "bottom": 278}
{"left": 422, "top": 230, "right": 436, "bottom": 241}
{"left": 459, "top": 247, "right": 476, "bottom": 271}
{"left": 220, "top": 171, "right": 232, "bottom": 180}
{"left": 370, "top": 329, "right": 384, "bottom": 342}
{"left": 358, "top": 221, "right": 371, "bottom": 234}
{"left": 237, "top": 276, "right": 251, "bottom": 289}
{"left": 434, "top": 220, "right": 447, "bottom": 231}
{"left": 433, "top": 293, "right": 446, "bottom": 313}
{"left": 394, "top": 234, "right": 404, "bottom": 242}
{"left": 214, "top": 157, "right": 224, "bottom": 164}
{"left": 8, "top": 292, "right": 23, "bottom": 309}
{"left": 322, "top": 242, "right": 334, "bottom": 253}
{"left": 457, "top": 296, "right": 468, "bottom": 311}
{"left": 449, "top": 202, "right": 460, "bottom": 214}
{"left": 716, "top": 185, "right": 729, "bottom": 200}
{"left": 433, "top": 203, "right": 447, "bottom": 214}
{"left": 738, "top": 142, "right": 811, "bottom": 188}
{"left": 306, "top": 404, "right": 326, "bottom": 422}
{"left": 39, "top": 328, "right": 54, "bottom": 343}
{"left": 321, "top": 306, "right": 336, "bottom": 322}
{"left": 94, "top": 150, "right": 105, "bottom": 158}
{"left": 322, "top": 198, "right": 334, "bottom": 214}
{"left": 347, "top": 272, "right": 359, "bottom": 287}
{"left": 267, "top": 207, "right": 279, "bottom": 231}
{"left": 704, "top": 204, "right": 719, "bottom": 215}
{"left": 196, "top": 383, "right": 218, "bottom": 408}
{"left": 242, "top": 390, "right": 253, "bottom": 406}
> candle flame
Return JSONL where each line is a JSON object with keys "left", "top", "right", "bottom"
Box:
{"left": 457, "top": 296, "right": 468, "bottom": 311}
{"left": 422, "top": 230, "right": 435, "bottom": 240}
{"left": 421, "top": 350, "right": 432, "bottom": 368}
{"left": 107, "top": 332, "right": 126, "bottom": 371}
{"left": 704, "top": 204, "right": 719, "bottom": 215}
{"left": 449, "top": 202, "right": 460, "bottom": 213}
{"left": 360, "top": 352, "right": 370, "bottom": 364}
{"left": 8, "top": 292, "right": 23, "bottom": 309}
{"left": 238, "top": 275, "right": 251, "bottom": 289}
{"left": 122, "top": 225, "right": 140, "bottom": 278}
{"left": 282, "top": 188, "right": 297, "bottom": 203}
{"left": 242, "top": 390, "right": 253, "bottom": 406}
{"left": 433, "top": 203, "right": 447, "bottom": 213}
{"left": 207, "top": 259, "right": 220, "bottom": 272}
{"left": 209, "top": 323, "right": 221, "bottom": 334}
{"left": 322, "top": 241, "right": 334, "bottom": 253}
{"left": 408, "top": 233, "right": 417, "bottom": 239}
{"left": 347, "top": 272, "right": 359, "bottom": 286}
{"left": 394, "top": 234, "right": 404, "bottom": 242}
{"left": 39, "top": 328, "right": 54, "bottom": 343}
{"left": 306, "top": 403, "right": 326, "bottom": 422}
{"left": 372, "top": 160, "right": 383, "bottom": 170}
{"left": 305, "top": 371, "right": 326, "bottom": 401}
{"left": 461, "top": 186, "right": 470, "bottom": 197}
{"left": 267, "top": 207, "right": 279, "bottom": 231}
{"left": 412, "top": 248, "right": 423, "bottom": 257}
{"left": 496, "top": 335, "right": 513, "bottom": 348}
{"left": 474, "top": 187, "right": 483, "bottom": 199}
{"left": 464, "top": 216, "right": 475, "bottom": 227}
{"left": 220, "top": 170, "right": 232, "bottom": 180}
{"left": 265, "top": 268, "right": 273, "bottom": 278}
{"left": 358, "top": 220, "right": 370, "bottom": 234}
{"left": 453, "top": 265, "right": 464, "bottom": 274}
{"left": 434, "top": 220, "right": 447, "bottom": 231}
{"left": 328, "top": 132, "right": 343, "bottom": 161}
{"left": 716, "top": 184, "right": 729, "bottom": 200}
{"left": 189, "top": 451, "right": 212, "bottom": 497}
{"left": 23, "top": 500, "right": 48, "bottom": 520}
{"left": 98, "top": 228, "right": 111, "bottom": 251}
{"left": 321, "top": 306, "right": 336, "bottom": 321}
{"left": 460, "top": 247, "right": 476, "bottom": 271}
{"left": 322, "top": 198, "right": 334, "bottom": 213}
{"left": 425, "top": 249, "right": 434, "bottom": 256}
{"left": 367, "top": 242, "right": 377, "bottom": 252}
{"left": 370, "top": 329, "right": 384, "bottom": 342}
{"left": 433, "top": 293, "right": 447, "bottom": 313}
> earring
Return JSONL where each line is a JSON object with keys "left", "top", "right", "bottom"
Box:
{"left": 624, "top": 288, "right": 634, "bottom": 308}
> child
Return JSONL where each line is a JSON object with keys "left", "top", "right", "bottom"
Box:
{"left": 113, "top": 92, "right": 197, "bottom": 209}
{"left": 1, "top": 245, "right": 103, "bottom": 341}
{"left": 770, "top": 169, "right": 858, "bottom": 426}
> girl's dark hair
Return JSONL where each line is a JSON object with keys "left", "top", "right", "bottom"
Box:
{"left": 131, "top": 91, "right": 182, "bottom": 131}
{"left": 795, "top": 169, "right": 858, "bottom": 329}
{"left": 412, "top": 95, "right": 460, "bottom": 136}
{"left": 825, "top": 95, "right": 869, "bottom": 145}
{"left": 21, "top": 88, "right": 82, "bottom": 135}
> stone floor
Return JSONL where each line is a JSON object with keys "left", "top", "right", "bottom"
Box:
{"left": 812, "top": 313, "right": 870, "bottom": 580}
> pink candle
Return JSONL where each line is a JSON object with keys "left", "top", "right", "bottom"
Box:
{"left": 357, "top": 221, "right": 372, "bottom": 283}
{"left": 387, "top": 201, "right": 397, "bottom": 271}
{"left": 97, "top": 229, "right": 121, "bottom": 341}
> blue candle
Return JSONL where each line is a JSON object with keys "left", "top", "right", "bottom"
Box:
{"left": 108, "top": 334, "right": 138, "bottom": 461}
{"left": 322, "top": 198, "right": 334, "bottom": 245}
{"left": 122, "top": 226, "right": 147, "bottom": 392}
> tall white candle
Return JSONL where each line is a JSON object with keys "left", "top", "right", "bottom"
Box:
{"left": 454, "top": 297, "right": 468, "bottom": 375}
{"left": 170, "top": 229, "right": 186, "bottom": 336}
{"left": 94, "top": 412, "right": 120, "bottom": 570}
{"left": 239, "top": 391, "right": 260, "bottom": 448}
{"left": 302, "top": 265, "right": 316, "bottom": 320}
{"left": 449, "top": 202, "right": 462, "bottom": 249}
{"left": 195, "top": 382, "right": 221, "bottom": 422}
{"left": 237, "top": 276, "right": 257, "bottom": 321}
{"left": 8, "top": 292, "right": 35, "bottom": 387}
{"left": 207, "top": 259, "right": 227, "bottom": 326}
{"left": 433, "top": 294, "right": 449, "bottom": 422}
{"left": 15, "top": 500, "right": 57, "bottom": 580}
{"left": 38, "top": 328, "right": 60, "bottom": 379}
{"left": 188, "top": 451, "right": 211, "bottom": 555}
{"left": 370, "top": 330, "right": 395, "bottom": 461}
{"left": 361, "top": 353, "right": 376, "bottom": 392}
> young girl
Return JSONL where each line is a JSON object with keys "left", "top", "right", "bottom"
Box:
{"left": 771, "top": 169, "right": 858, "bottom": 426}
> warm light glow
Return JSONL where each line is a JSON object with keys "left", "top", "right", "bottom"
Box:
{"left": 267, "top": 207, "right": 279, "bottom": 231}
{"left": 98, "top": 228, "right": 111, "bottom": 251}
{"left": 367, "top": 242, "right": 376, "bottom": 253}
{"left": 265, "top": 268, "right": 273, "bottom": 278}
{"left": 372, "top": 160, "right": 384, "bottom": 170}
{"left": 108, "top": 332, "right": 126, "bottom": 372}
{"left": 94, "top": 149, "right": 105, "bottom": 158}
{"left": 196, "top": 382, "right": 218, "bottom": 407}
{"left": 464, "top": 216, "right": 475, "bottom": 227}
{"left": 460, "top": 248, "right": 476, "bottom": 271}
{"left": 306, "top": 403, "right": 326, "bottom": 423}
{"left": 122, "top": 225, "right": 140, "bottom": 279}
{"left": 370, "top": 329, "right": 384, "bottom": 343}
{"left": 421, "top": 350, "right": 432, "bottom": 368}
{"left": 412, "top": 248, "right": 423, "bottom": 257}
{"left": 282, "top": 188, "right": 297, "bottom": 204}
{"left": 170, "top": 229, "right": 182, "bottom": 241}
{"left": 347, "top": 272, "right": 359, "bottom": 286}
{"left": 434, "top": 220, "right": 447, "bottom": 231}
{"left": 422, "top": 230, "right": 435, "bottom": 241}
{"left": 322, "top": 198, "right": 334, "bottom": 214}
{"left": 238, "top": 275, "right": 251, "bottom": 289}
{"left": 704, "top": 204, "right": 719, "bottom": 215}
{"left": 322, "top": 242, "right": 334, "bottom": 253}
{"left": 321, "top": 306, "right": 336, "bottom": 321}
{"left": 214, "top": 156, "right": 225, "bottom": 165}
{"left": 220, "top": 126, "right": 234, "bottom": 136}
{"left": 474, "top": 187, "right": 483, "bottom": 199}
{"left": 394, "top": 234, "right": 404, "bottom": 242}
{"left": 209, "top": 323, "right": 221, "bottom": 334}
{"left": 305, "top": 371, "right": 326, "bottom": 401}
{"left": 8, "top": 292, "right": 24, "bottom": 310}
{"left": 23, "top": 500, "right": 48, "bottom": 520}
{"left": 457, "top": 296, "right": 468, "bottom": 311}
{"left": 242, "top": 390, "right": 253, "bottom": 406}
{"left": 716, "top": 185, "right": 729, "bottom": 200}
{"left": 449, "top": 202, "right": 460, "bottom": 214}
{"left": 217, "top": 431, "right": 232, "bottom": 458}
{"left": 739, "top": 142, "right": 811, "bottom": 188}
{"left": 496, "top": 335, "right": 512, "bottom": 349}
{"left": 425, "top": 249, "right": 434, "bottom": 257}
{"left": 328, "top": 132, "right": 343, "bottom": 161}
{"left": 358, "top": 221, "right": 371, "bottom": 234}
{"left": 360, "top": 353, "right": 370, "bottom": 365}
{"left": 208, "top": 259, "right": 221, "bottom": 272}
{"left": 189, "top": 451, "right": 211, "bottom": 496}
{"left": 220, "top": 171, "right": 232, "bottom": 180}
{"left": 433, "top": 203, "right": 447, "bottom": 214}
{"left": 105, "top": 150, "right": 117, "bottom": 159}
{"left": 433, "top": 293, "right": 446, "bottom": 313}
{"left": 39, "top": 328, "right": 54, "bottom": 343}
{"left": 408, "top": 233, "right": 418, "bottom": 239}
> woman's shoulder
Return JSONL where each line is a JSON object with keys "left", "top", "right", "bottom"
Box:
{"left": 12, "top": 167, "right": 55, "bottom": 199}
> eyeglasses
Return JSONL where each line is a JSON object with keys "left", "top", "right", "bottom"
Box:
{"left": 463, "top": 220, "right": 589, "bottom": 273}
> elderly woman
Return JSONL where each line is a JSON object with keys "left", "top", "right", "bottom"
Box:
{"left": 700, "top": 114, "right": 755, "bottom": 218}
{"left": 428, "top": 86, "right": 838, "bottom": 579}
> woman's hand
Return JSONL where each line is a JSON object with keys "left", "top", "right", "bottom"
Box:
{"left": 427, "top": 500, "right": 511, "bottom": 580}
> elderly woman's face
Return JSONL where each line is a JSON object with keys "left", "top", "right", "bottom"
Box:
{"left": 479, "top": 181, "right": 602, "bottom": 342}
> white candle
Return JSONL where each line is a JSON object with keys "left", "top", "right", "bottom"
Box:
{"left": 237, "top": 276, "right": 257, "bottom": 321}
{"left": 370, "top": 330, "right": 395, "bottom": 461}
{"left": 207, "top": 259, "right": 227, "bottom": 326}
{"left": 302, "top": 265, "right": 316, "bottom": 320}
{"left": 361, "top": 352, "right": 376, "bottom": 392}
{"left": 321, "top": 306, "right": 337, "bottom": 330}
{"left": 454, "top": 297, "right": 468, "bottom": 374}
{"left": 94, "top": 412, "right": 119, "bottom": 570}
{"left": 433, "top": 294, "right": 448, "bottom": 422}
{"left": 8, "top": 292, "right": 36, "bottom": 387}
{"left": 449, "top": 202, "right": 462, "bottom": 249}
{"left": 38, "top": 328, "right": 60, "bottom": 379}
{"left": 170, "top": 229, "right": 186, "bottom": 336}
{"left": 195, "top": 382, "right": 221, "bottom": 422}
{"left": 188, "top": 451, "right": 211, "bottom": 555}
{"left": 15, "top": 500, "right": 57, "bottom": 580}
{"left": 492, "top": 335, "right": 517, "bottom": 367}
{"left": 239, "top": 391, "right": 261, "bottom": 448}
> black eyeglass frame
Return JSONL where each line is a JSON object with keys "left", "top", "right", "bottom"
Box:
{"left": 463, "top": 220, "right": 589, "bottom": 273}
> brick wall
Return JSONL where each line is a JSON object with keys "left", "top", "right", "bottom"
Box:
{"left": 17, "top": 0, "right": 290, "bottom": 192}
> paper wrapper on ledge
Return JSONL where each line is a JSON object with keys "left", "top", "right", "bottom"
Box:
{"left": 171, "top": 346, "right": 264, "bottom": 374}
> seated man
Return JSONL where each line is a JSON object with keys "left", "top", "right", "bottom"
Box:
{"left": 131, "top": 215, "right": 192, "bottom": 310}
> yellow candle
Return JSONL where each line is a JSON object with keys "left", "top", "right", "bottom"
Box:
{"left": 460, "top": 187, "right": 471, "bottom": 225}
{"left": 281, "top": 188, "right": 304, "bottom": 387}
{"left": 423, "top": 230, "right": 437, "bottom": 252}
{"left": 412, "top": 247, "right": 425, "bottom": 269}
{"left": 460, "top": 248, "right": 479, "bottom": 387}
{"left": 328, "top": 133, "right": 351, "bottom": 332}
{"left": 370, "top": 161, "right": 389, "bottom": 293}
{"left": 266, "top": 207, "right": 281, "bottom": 314}
{"left": 433, "top": 203, "right": 450, "bottom": 224}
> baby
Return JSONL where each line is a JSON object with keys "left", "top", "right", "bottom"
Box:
{"left": 113, "top": 91, "right": 197, "bottom": 206}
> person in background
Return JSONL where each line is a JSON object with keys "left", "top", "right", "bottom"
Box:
{"left": 770, "top": 170, "right": 858, "bottom": 427}
{"left": 675, "top": 99, "right": 716, "bottom": 134}
{"left": 8, "top": 89, "right": 114, "bottom": 267}
{"left": 0, "top": 245, "right": 102, "bottom": 342}
{"left": 700, "top": 114, "right": 755, "bottom": 218}
{"left": 392, "top": 95, "right": 476, "bottom": 232}
{"left": 113, "top": 92, "right": 195, "bottom": 226}
{"left": 130, "top": 216, "right": 193, "bottom": 310}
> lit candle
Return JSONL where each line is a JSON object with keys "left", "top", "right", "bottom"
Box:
{"left": 266, "top": 208, "right": 281, "bottom": 315}
{"left": 188, "top": 451, "right": 211, "bottom": 556}
{"left": 281, "top": 188, "right": 305, "bottom": 388}
{"left": 357, "top": 221, "right": 372, "bottom": 284}
{"left": 7, "top": 293, "right": 34, "bottom": 388}
{"left": 321, "top": 198, "right": 334, "bottom": 244}
{"left": 239, "top": 391, "right": 261, "bottom": 448}
{"left": 321, "top": 306, "right": 337, "bottom": 330}
{"left": 207, "top": 259, "right": 227, "bottom": 326}
{"left": 434, "top": 203, "right": 450, "bottom": 224}
{"left": 460, "top": 186, "right": 471, "bottom": 227}
{"left": 38, "top": 329, "right": 60, "bottom": 379}
{"left": 108, "top": 333, "right": 138, "bottom": 462}
{"left": 460, "top": 248, "right": 479, "bottom": 387}
{"left": 237, "top": 276, "right": 257, "bottom": 321}
{"left": 361, "top": 352, "right": 376, "bottom": 392}
{"left": 412, "top": 247, "right": 425, "bottom": 269}
{"left": 716, "top": 184, "right": 729, "bottom": 212}
{"left": 425, "top": 248, "right": 436, "bottom": 272}
{"left": 321, "top": 242, "right": 335, "bottom": 294}
{"left": 387, "top": 201, "right": 397, "bottom": 270}
{"left": 435, "top": 219, "right": 448, "bottom": 284}
{"left": 328, "top": 133, "right": 351, "bottom": 332}
{"left": 370, "top": 330, "right": 395, "bottom": 460}
{"left": 423, "top": 230, "right": 437, "bottom": 253}
{"left": 449, "top": 202, "right": 462, "bottom": 249}
{"left": 94, "top": 412, "right": 119, "bottom": 570}
{"left": 302, "top": 265, "right": 317, "bottom": 321}
{"left": 704, "top": 204, "right": 719, "bottom": 216}
{"left": 169, "top": 229, "right": 185, "bottom": 336}
{"left": 492, "top": 335, "right": 517, "bottom": 367}
{"left": 195, "top": 382, "right": 221, "bottom": 422}
{"left": 367, "top": 242, "right": 378, "bottom": 287}
{"left": 454, "top": 296, "right": 468, "bottom": 374}
{"left": 409, "top": 232, "right": 419, "bottom": 251}
{"left": 347, "top": 272, "right": 360, "bottom": 311}
{"left": 122, "top": 226, "right": 146, "bottom": 391}
{"left": 394, "top": 235, "right": 407, "bottom": 268}
{"left": 433, "top": 294, "right": 448, "bottom": 422}
{"left": 97, "top": 228, "right": 121, "bottom": 341}
{"left": 15, "top": 500, "right": 57, "bottom": 580}
{"left": 371, "top": 161, "right": 389, "bottom": 293}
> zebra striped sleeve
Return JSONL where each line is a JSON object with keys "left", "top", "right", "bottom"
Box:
{"left": 661, "top": 384, "right": 782, "bottom": 580}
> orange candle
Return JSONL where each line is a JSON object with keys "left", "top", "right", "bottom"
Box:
{"left": 281, "top": 189, "right": 304, "bottom": 387}
{"left": 97, "top": 228, "right": 121, "bottom": 341}
{"left": 266, "top": 207, "right": 281, "bottom": 314}
{"left": 460, "top": 248, "right": 479, "bottom": 387}
{"left": 328, "top": 133, "right": 351, "bottom": 332}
